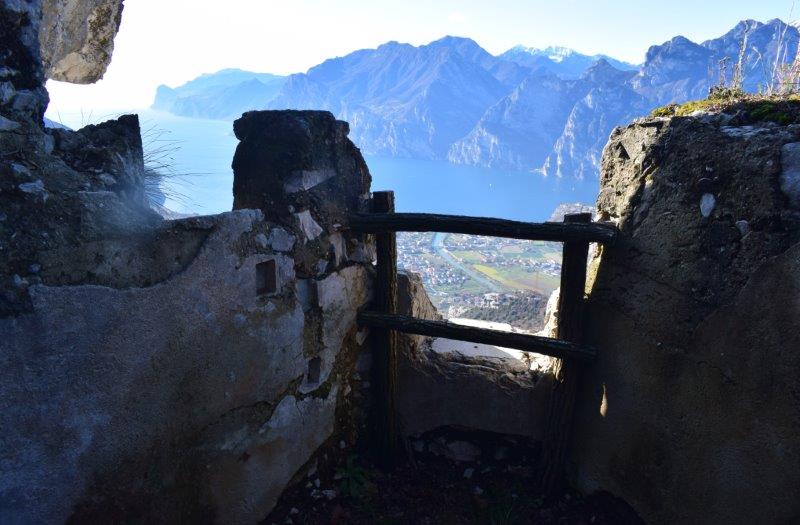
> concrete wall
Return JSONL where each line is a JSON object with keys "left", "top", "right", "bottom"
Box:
{"left": 1, "top": 105, "right": 375, "bottom": 523}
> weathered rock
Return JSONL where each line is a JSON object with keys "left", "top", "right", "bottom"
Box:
{"left": 40, "top": 0, "right": 124, "bottom": 83}
{"left": 0, "top": 211, "right": 311, "bottom": 522}
{"left": 232, "top": 110, "right": 371, "bottom": 225}
{"left": 395, "top": 271, "right": 552, "bottom": 439}
{"left": 3, "top": 3, "right": 378, "bottom": 522}
{"left": 308, "top": 265, "right": 372, "bottom": 393}
{"left": 573, "top": 113, "right": 800, "bottom": 524}
{"left": 780, "top": 142, "right": 800, "bottom": 208}
{"left": 0, "top": 114, "right": 162, "bottom": 315}
{"left": 232, "top": 110, "right": 372, "bottom": 278}
{"left": 397, "top": 270, "right": 441, "bottom": 352}
{"left": 1, "top": 0, "right": 123, "bottom": 122}
{"left": 398, "top": 346, "right": 552, "bottom": 439}
{"left": 1, "top": 0, "right": 48, "bottom": 120}
{"left": 50, "top": 113, "right": 147, "bottom": 203}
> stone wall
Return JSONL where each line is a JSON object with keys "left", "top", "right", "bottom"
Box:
{"left": 573, "top": 112, "right": 800, "bottom": 524}
{"left": 2, "top": 3, "right": 379, "bottom": 521}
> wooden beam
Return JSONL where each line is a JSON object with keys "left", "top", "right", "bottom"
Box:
{"left": 539, "top": 212, "right": 592, "bottom": 493}
{"left": 358, "top": 311, "right": 597, "bottom": 363}
{"left": 349, "top": 212, "right": 617, "bottom": 244}
{"left": 371, "top": 191, "right": 399, "bottom": 468}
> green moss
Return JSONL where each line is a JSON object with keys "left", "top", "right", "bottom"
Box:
{"left": 651, "top": 94, "right": 800, "bottom": 124}
{"left": 651, "top": 104, "right": 678, "bottom": 117}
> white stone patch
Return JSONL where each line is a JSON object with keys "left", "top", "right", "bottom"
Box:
{"left": 700, "top": 193, "right": 716, "bottom": 217}
{"left": 214, "top": 387, "right": 338, "bottom": 523}
{"left": 720, "top": 126, "right": 772, "bottom": 139}
{"left": 294, "top": 210, "right": 323, "bottom": 243}
{"left": 268, "top": 227, "right": 296, "bottom": 251}
{"left": 284, "top": 168, "right": 337, "bottom": 194}
{"left": 780, "top": 143, "right": 800, "bottom": 209}
{"left": 329, "top": 232, "right": 347, "bottom": 267}
{"left": 312, "top": 266, "right": 372, "bottom": 388}
{"left": 11, "top": 163, "right": 30, "bottom": 177}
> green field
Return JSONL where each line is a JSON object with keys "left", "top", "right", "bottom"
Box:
{"left": 402, "top": 233, "right": 563, "bottom": 301}
{"left": 473, "top": 264, "right": 559, "bottom": 294}
{"left": 449, "top": 250, "right": 485, "bottom": 264}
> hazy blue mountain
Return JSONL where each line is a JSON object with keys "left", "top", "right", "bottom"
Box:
{"left": 268, "top": 37, "right": 516, "bottom": 158}
{"left": 449, "top": 59, "right": 639, "bottom": 172}
{"left": 462, "top": 19, "right": 800, "bottom": 176}
{"left": 152, "top": 69, "right": 286, "bottom": 120}
{"left": 701, "top": 19, "right": 800, "bottom": 92}
{"left": 447, "top": 72, "right": 589, "bottom": 169}
{"left": 150, "top": 19, "right": 800, "bottom": 180}
{"left": 543, "top": 65, "right": 647, "bottom": 179}
{"left": 499, "top": 45, "right": 638, "bottom": 79}
{"left": 634, "top": 19, "right": 799, "bottom": 105}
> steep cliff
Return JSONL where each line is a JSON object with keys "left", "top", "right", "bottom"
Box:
{"left": 573, "top": 103, "right": 800, "bottom": 524}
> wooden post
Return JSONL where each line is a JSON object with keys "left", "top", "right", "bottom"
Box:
{"left": 371, "top": 191, "right": 399, "bottom": 468}
{"left": 539, "top": 212, "right": 592, "bottom": 493}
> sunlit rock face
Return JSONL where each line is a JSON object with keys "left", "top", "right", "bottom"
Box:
{"left": 574, "top": 109, "right": 800, "bottom": 524}
{"left": 40, "top": 0, "right": 124, "bottom": 83}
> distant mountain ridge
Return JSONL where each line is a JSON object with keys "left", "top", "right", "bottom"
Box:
{"left": 498, "top": 45, "right": 638, "bottom": 79}
{"left": 152, "top": 69, "right": 287, "bottom": 120}
{"left": 151, "top": 19, "right": 800, "bottom": 179}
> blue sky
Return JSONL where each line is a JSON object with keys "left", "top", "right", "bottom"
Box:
{"left": 46, "top": 0, "right": 798, "bottom": 111}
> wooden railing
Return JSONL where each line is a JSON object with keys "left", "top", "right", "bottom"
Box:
{"left": 350, "top": 191, "right": 618, "bottom": 491}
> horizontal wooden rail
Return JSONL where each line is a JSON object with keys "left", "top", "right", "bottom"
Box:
{"left": 349, "top": 212, "right": 617, "bottom": 244}
{"left": 358, "top": 311, "right": 597, "bottom": 363}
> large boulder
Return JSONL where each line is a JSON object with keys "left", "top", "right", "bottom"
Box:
{"left": 573, "top": 109, "right": 800, "bottom": 524}
{"left": 40, "top": 0, "right": 124, "bottom": 83}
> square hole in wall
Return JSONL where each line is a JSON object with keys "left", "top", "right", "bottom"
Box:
{"left": 256, "top": 259, "right": 277, "bottom": 296}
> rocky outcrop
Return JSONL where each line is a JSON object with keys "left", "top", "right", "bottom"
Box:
{"left": 1, "top": 106, "right": 376, "bottom": 522}
{"left": 1, "top": 0, "right": 124, "bottom": 123}
{"left": 398, "top": 346, "right": 553, "bottom": 439}
{"left": 572, "top": 110, "right": 800, "bottom": 524}
{"left": 1, "top": 0, "right": 49, "bottom": 122}
{"left": 0, "top": 113, "right": 159, "bottom": 315}
{"left": 40, "top": 0, "right": 124, "bottom": 83}
{"left": 1, "top": 0, "right": 142, "bottom": 318}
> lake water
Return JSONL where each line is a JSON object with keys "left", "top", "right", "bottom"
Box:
{"left": 46, "top": 109, "right": 600, "bottom": 221}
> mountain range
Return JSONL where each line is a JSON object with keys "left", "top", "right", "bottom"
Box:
{"left": 151, "top": 19, "right": 800, "bottom": 180}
